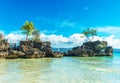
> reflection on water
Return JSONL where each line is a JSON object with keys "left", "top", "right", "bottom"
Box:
{"left": 0, "top": 53, "right": 120, "bottom": 83}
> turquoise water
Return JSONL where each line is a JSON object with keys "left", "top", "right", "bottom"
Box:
{"left": 0, "top": 52, "right": 120, "bottom": 83}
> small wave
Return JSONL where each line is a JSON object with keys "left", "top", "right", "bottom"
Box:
{"left": 79, "top": 66, "right": 112, "bottom": 72}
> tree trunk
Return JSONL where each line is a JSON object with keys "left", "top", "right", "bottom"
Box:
{"left": 91, "top": 36, "right": 94, "bottom": 42}
{"left": 86, "top": 36, "right": 91, "bottom": 42}
{"left": 87, "top": 36, "right": 94, "bottom": 42}
{"left": 26, "top": 34, "right": 28, "bottom": 41}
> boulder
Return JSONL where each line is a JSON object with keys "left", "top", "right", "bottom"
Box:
{"left": 24, "top": 54, "right": 34, "bottom": 58}
{"left": 9, "top": 50, "right": 18, "bottom": 55}
{"left": 0, "top": 40, "right": 9, "bottom": 51}
{"left": 34, "top": 41, "right": 52, "bottom": 51}
{"left": 1, "top": 40, "right": 64, "bottom": 59}
{"left": 7, "top": 50, "right": 25, "bottom": 58}
{"left": 65, "top": 40, "right": 113, "bottom": 57}
{"left": 6, "top": 50, "right": 18, "bottom": 59}
{"left": 0, "top": 52, "right": 8, "bottom": 58}
{"left": 45, "top": 52, "right": 54, "bottom": 57}
{"left": 17, "top": 51, "right": 25, "bottom": 57}
{"left": 0, "top": 44, "right": 5, "bottom": 51}
{"left": 34, "top": 51, "right": 46, "bottom": 58}
{"left": 105, "top": 46, "right": 113, "bottom": 56}
{"left": 33, "top": 49, "right": 45, "bottom": 58}
{"left": 20, "top": 41, "right": 34, "bottom": 47}
{"left": 33, "top": 48, "right": 40, "bottom": 55}
{"left": 53, "top": 52, "right": 63, "bottom": 58}
{"left": 6, "top": 55, "right": 18, "bottom": 59}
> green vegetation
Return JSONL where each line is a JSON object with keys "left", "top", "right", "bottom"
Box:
{"left": 82, "top": 28, "right": 97, "bottom": 42}
{"left": 20, "top": 20, "right": 41, "bottom": 42}
{"left": 21, "top": 21, "right": 35, "bottom": 41}
{"left": 32, "top": 29, "right": 41, "bottom": 42}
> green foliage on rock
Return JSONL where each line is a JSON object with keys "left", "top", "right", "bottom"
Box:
{"left": 21, "top": 20, "right": 35, "bottom": 41}
{"left": 82, "top": 28, "right": 97, "bottom": 42}
{"left": 32, "top": 29, "right": 41, "bottom": 42}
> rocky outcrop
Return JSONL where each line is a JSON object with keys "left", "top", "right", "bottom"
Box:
{"left": 0, "top": 39, "right": 9, "bottom": 58}
{"left": 6, "top": 50, "right": 25, "bottom": 59}
{"left": 5, "top": 41, "right": 63, "bottom": 59}
{"left": 0, "top": 39, "right": 114, "bottom": 59}
{"left": 65, "top": 40, "right": 113, "bottom": 57}
{"left": 105, "top": 46, "right": 113, "bottom": 56}
{"left": 0, "top": 52, "right": 8, "bottom": 58}
{"left": 53, "top": 52, "right": 64, "bottom": 58}
{"left": 18, "top": 41, "right": 53, "bottom": 58}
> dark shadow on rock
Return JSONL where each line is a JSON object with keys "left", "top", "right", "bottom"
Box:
{"left": 65, "top": 40, "right": 113, "bottom": 57}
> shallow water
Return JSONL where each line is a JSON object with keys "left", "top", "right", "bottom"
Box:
{"left": 0, "top": 52, "right": 120, "bottom": 83}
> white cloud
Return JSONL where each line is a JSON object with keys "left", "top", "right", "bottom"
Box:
{"left": 3, "top": 28, "right": 120, "bottom": 48}
{"left": 41, "top": 33, "right": 85, "bottom": 48}
{"left": 34, "top": 17, "right": 77, "bottom": 28}
{"left": 104, "top": 35, "right": 120, "bottom": 49}
{"left": 5, "top": 33, "right": 25, "bottom": 43}
{"left": 69, "top": 33, "right": 85, "bottom": 45}
{"left": 97, "top": 26, "right": 120, "bottom": 36}
{"left": 58, "top": 20, "right": 76, "bottom": 28}
{"left": 41, "top": 30, "right": 57, "bottom": 34}
{"left": 0, "top": 30, "right": 4, "bottom": 34}
{"left": 40, "top": 33, "right": 120, "bottom": 48}
{"left": 41, "top": 33, "right": 69, "bottom": 44}
{"left": 90, "top": 35, "right": 120, "bottom": 49}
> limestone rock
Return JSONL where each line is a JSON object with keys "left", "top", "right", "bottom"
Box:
{"left": 0, "top": 52, "right": 8, "bottom": 58}
{"left": 105, "top": 46, "right": 113, "bottom": 56}
{"left": 66, "top": 40, "right": 113, "bottom": 57}
{"left": 53, "top": 52, "right": 63, "bottom": 58}
{"left": 6, "top": 55, "right": 18, "bottom": 59}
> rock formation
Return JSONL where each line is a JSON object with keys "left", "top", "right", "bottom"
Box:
{"left": 0, "top": 38, "right": 113, "bottom": 59}
{"left": 6, "top": 41, "right": 63, "bottom": 59}
{"left": 0, "top": 39, "right": 9, "bottom": 58}
{"left": 65, "top": 40, "right": 113, "bottom": 57}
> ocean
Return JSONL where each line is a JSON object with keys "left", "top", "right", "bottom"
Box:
{"left": 0, "top": 49, "right": 120, "bottom": 83}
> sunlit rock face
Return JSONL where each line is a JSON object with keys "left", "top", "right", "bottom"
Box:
{"left": 65, "top": 40, "right": 113, "bottom": 57}
{"left": 0, "top": 39, "right": 9, "bottom": 58}
{"left": 5, "top": 41, "right": 63, "bottom": 59}
{"left": 18, "top": 41, "right": 53, "bottom": 58}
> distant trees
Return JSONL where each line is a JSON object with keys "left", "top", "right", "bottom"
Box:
{"left": 21, "top": 21, "right": 35, "bottom": 41}
{"left": 82, "top": 28, "right": 97, "bottom": 42}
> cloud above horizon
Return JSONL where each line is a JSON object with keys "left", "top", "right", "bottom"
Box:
{"left": 0, "top": 30, "right": 4, "bottom": 34}
{"left": 1, "top": 26, "right": 120, "bottom": 49}
{"left": 97, "top": 26, "right": 120, "bottom": 36}
{"left": 58, "top": 20, "right": 76, "bottom": 28}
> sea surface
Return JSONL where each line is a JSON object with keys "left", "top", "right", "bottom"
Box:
{"left": 0, "top": 50, "right": 120, "bottom": 83}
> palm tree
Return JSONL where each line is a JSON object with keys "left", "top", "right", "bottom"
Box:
{"left": 21, "top": 21, "right": 35, "bottom": 41}
{"left": 32, "top": 29, "right": 41, "bottom": 41}
{"left": 82, "top": 28, "right": 97, "bottom": 42}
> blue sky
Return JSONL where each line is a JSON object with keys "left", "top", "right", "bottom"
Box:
{"left": 0, "top": 0, "right": 120, "bottom": 48}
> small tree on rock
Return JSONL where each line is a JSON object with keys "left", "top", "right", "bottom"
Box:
{"left": 32, "top": 29, "right": 41, "bottom": 42}
{"left": 21, "top": 20, "right": 35, "bottom": 41}
{"left": 82, "top": 28, "right": 97, "bottom": 42}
